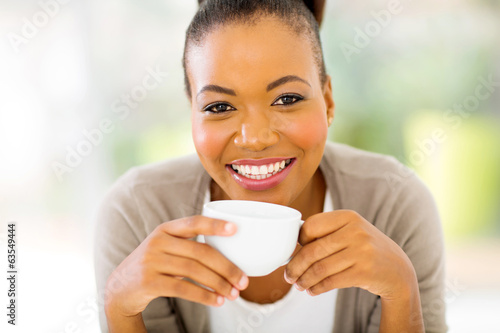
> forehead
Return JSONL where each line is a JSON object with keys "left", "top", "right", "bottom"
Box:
{"left": 187, "top": 17, "right": 318, "bottom": 94}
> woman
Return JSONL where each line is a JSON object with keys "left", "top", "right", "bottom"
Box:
{"left": 94, "top": 1, "right": 447, "bottom": 332}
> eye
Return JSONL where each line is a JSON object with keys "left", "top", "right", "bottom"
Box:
{"left": 203, "top": 102, "right": 236, "bottom": 113}
{"left": 272, "top": 94, "right": 303, "bottom": 106}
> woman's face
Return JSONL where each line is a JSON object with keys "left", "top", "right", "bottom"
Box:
{"left": 187, "top": 17, "right": 334, "bottom": 206}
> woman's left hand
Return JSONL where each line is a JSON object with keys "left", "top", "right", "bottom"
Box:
{"left": 284, "top": 210, "right": 418, "bottom": 301}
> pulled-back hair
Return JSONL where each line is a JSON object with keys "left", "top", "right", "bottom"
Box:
{"left": 183, "top": 0, "right": 327, "bottom": 98}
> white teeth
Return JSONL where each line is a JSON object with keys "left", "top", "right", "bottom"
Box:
{"left": 231, "top": 158, "right": 292, "bottom": 179}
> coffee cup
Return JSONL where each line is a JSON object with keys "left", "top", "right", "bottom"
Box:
{"left": 202, "top": 200, "right": 303, "bottom": 277}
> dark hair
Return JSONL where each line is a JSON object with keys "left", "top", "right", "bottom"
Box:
{"left": 183, "top": 0, "right": 327, "bottom": 98}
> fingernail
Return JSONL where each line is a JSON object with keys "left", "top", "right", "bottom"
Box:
{"left": 284, "top": 270, "right": 293, "bottom": 284}
{"left": 216, "top": 295, "right": 224, "bottom": 305}
{"left": 224, "top": 223, "right": 236, "bottom": 233}
{"left": 306, "top": 289, "right": 314, "bottom": 296}
{"left": 294, "top": 283, "right": 304, "bottom": 291}
{"left": 238, "top": 275, "right": 249, "bottom": 289}
{"left": 229, "top": 287, "right": 239, "bottom": 299}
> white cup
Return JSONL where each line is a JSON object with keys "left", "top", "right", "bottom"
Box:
{"left": 202, "top": 200, "right": 303, "bottom": 277}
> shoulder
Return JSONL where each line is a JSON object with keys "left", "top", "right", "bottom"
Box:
{"left": 321, "top": 142, "right": 436, "bottom": 230}
{"left": 321, "top": 141, "right": 428, "bottom": 201}
{"left": 115, "top": 153, "right": 206, "bottom": 191}
{"left": 96, "top": 153, "right": 208, "bottom": 231}
{"left": 322, "top": 141, "right": 410, "bottom": 186}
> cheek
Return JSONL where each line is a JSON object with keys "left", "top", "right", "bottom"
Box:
{"left": 191, "top": 117, "right": 229, "bottom": 164}
{"left": 284, "top": 109, "right": 328, "bottom": 151}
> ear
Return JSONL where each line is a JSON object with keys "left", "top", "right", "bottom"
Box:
{"left": 322, "top": 75, "right": 335, "bottom": 127}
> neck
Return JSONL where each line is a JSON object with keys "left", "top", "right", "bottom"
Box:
{"left": 289, "top": 167, "right": 327, "bottom": 220}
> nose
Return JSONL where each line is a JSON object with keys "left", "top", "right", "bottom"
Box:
{"left": 233, "top": 112, "right": 280, "bottom": 151}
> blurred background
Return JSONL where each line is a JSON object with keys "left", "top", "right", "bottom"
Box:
{"left": 0, "top": 0, "right": 499, "bottom": 332}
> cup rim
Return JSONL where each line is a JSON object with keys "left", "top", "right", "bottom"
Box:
{"left": 202, "top": 200, "right": 301, "bottom": 222}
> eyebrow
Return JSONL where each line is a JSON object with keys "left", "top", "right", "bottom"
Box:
{"left": 196, "top": 85, "right": 236, "bottom": 97}
{"left": 266, "top": 75, "right": 311, "bottom": 92}
{"left": 196, "top": 75, "right": 311, "bottom": 98}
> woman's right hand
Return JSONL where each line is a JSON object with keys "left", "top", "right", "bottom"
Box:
{"left": 104, "top": 216, "right": 249, "bottom": 319}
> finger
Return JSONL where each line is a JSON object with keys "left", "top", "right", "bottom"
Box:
{"left": 285, "top": 226, "right": 351, "bottom": 284}
{"left": 159, "top": 216, "right": 237, "bottom": 239}
{"left": 293, "top": 248, "right": 354, "bottom": 292}
{"left": 299, "top": 210, "right": 358, "bottom": 246}
{"left": 153, "top": 275, "right": 226, "bottom": 307}
{"left": 159, "top": 234, "right": 249, "bottom": 290}
{"left": 307, "top": 265, "right": 361, "bottom": 296}
{"left": 156, "top": 253, "right": 240, "bottom": 300}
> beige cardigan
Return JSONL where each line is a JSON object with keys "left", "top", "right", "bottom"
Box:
{"left": 94, "top": 141, "right": 447, "bottom": 332}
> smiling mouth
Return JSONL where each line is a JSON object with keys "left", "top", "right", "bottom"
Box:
{"left": 229, "top": 158, "right": 293, "bottom": 180}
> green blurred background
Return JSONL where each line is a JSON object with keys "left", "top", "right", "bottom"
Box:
{"left": 0, "top": 0, "right": 499, "bottom": 332}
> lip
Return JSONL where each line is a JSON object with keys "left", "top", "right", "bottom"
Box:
{"left": 228, "top": 157, "right": 295, "bottom": 166}
{"left": 226, "top": 158, "right": 296, "bottom": 191}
